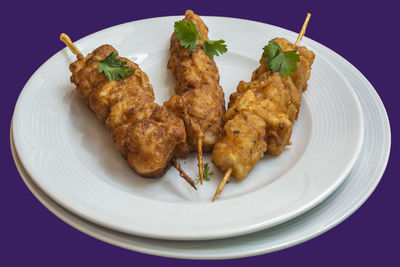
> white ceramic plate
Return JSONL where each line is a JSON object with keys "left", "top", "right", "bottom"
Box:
{"left": 10, "top": 46, "right": 390, "bottom": 259}
{"left": 12, "top": 16, "right": 364, "bottom": 240}
{"left": 11, "top": 17, "right": 390, "bottom": 259}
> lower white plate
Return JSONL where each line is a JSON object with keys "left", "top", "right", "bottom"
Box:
{"left": 11, "top": 31, "right": 390, "bottom": 259}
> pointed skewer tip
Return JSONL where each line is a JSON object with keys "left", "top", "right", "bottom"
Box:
{"left": 172, "top": 159, "right": 197, "bottom": 190}
{"left": 59, "top": 33, "right": 82, "bottom": 58}
{"left": 212, "top": 168, "right": 232, "bottom": 202}
{"left": 198, "top": 139, "right": 204, "bottom": 185}
{"left": 295, "top": 13, "right": 311, "bottom": 46}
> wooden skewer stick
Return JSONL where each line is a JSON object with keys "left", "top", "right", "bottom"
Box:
{"left": 212, "top": 168, "right": 232, "bottom": 202}
{"left": 172, "top": 159, "right": 197, "bottom": 190}
{"left": 178, "top": 96, "right": 204, "bottom": 186}
{"left": 60, "top": 33, "right": 83, "bottom": 58}
{"left": 295, "top": 13, "right": 311, "bottom": 46}
{"left": 198, "top": 139, "right": 204, "bottom": 185}
{"left": 212, "top": 13, "right": 312, "bottom": 202}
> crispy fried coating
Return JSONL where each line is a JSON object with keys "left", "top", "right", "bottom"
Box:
{"left": 232, "top": 73, "right": 300, "bottom": 122}
{"left": 70, "top": 45, "right": 188, "bottom": 177}
{"left": 112, "top": 105, "right": 188, "bottom": 177}
{"left": 212, "top": 111, "right": 267, "bottom": 179}
{"left": 167, "top": 10, "right": 225, "bottom": 151}
{"left": 70, "top": 45, "right": 155, "bottom": 130}
{"left": 227, "top": 90, "right": 293, "bottom": 156}
{"left": 212, "top": 38, "right": 314, "bottom": 179}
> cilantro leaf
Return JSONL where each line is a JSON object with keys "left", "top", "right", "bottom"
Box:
{"left": 174, "top": 21, "right": 201, "bottom": 50}
{"left": 262, "top": 40, "right": 280, "bottom": 59}
{"left": 262, "top": 40, "right": 300, "bottom": 77}
{"left": 267, "top": 52, "right": 285, "bottom": 73}
{"left": 95, "top": 52, "right": 134, "bottom": 81}
{"left": 281, "top": 50, "right": 300, "bottom": 77}
{"left": 202, "top": 39, "right": 227, "bottom": 59}
{"left": 195, "top": 163, "right": 213, "bottom": 184}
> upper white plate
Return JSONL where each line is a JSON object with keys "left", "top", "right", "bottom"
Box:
{"left": 12, "top": 16, "right": 364, "bottom": 240}
{"left": 10, "top": 38, "right": 390, "bottom": 259}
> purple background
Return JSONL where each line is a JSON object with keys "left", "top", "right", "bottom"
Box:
{"left": 2, "top": 0, "right": 397, "bottom": 265}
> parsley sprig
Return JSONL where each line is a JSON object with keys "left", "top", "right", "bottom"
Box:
{"left": 262, "top": 40, "right": 300, "bottom": 77}
{"left": 174, "top": 20, "right": 227, "bottom": 58}
{"left": 94, "top": 52, "right": 134, "bottom": 81}
{"left": 195, "top": 163, "right": 213, "bottom": 184}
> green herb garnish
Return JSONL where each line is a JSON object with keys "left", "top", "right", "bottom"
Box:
{"left": 262, "top": 40, "right": 300, "bottom": 77}
{"left": 202, "top": 40, "right": 228, "bottom": 59}
{"left": 174, "top": 20, "right": 227, "bottom": 59}
{"left": 94, "top": 52, "right": 134, "bottom": 81}
{"left": 174, "top": 20, "right": 201, "bottom": 50}
{"left": 195, "top": 163, "right": 213, "bottom": 184}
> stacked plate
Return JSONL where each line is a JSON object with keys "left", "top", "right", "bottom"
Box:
{"left": 11, "top": 16, "right": 390, "bottom": 259}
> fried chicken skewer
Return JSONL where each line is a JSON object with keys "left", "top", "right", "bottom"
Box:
{"left": 60, "top": 34, "right": 196, "bottom": 189}
{"left": 167, "top": 10, "right": 226, "bottom": 184}
{"left": 211, "top": 13, "right": 314, "bottom": 201}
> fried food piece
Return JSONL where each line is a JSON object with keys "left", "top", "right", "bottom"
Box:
{"left": 213, "top": 90, "right": 292, "bottom": 178}
{"left": 212, "top": 111, "right": 267, "bottom": 179}
{"left": 212, "top": 38, "right": 314, "bottom": 179}
{"left": 167, "top": 10, "right": 225, "bottom": 151}
{"left": 226, "top": 90, "right": 293, "bottom": 156}
{"left": 112, "top": 105, "right": 188, "bottom": 177}
{"left": 180, "top": 85, "right": 225, "bottom": 150}
{"left": 235, "top": 73, "right": 301, "bottom": 122}
{"left": 252, "top": 38, "right": 315, "bottom": 92}
{"left": 69, "top": 45, "right": 188, "bottom": 177}
{"left": 70, "top": 45, "right": 155, "bottom": 130}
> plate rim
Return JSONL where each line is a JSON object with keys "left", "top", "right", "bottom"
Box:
{"left": 12, "top": 15, "right": 364, "bottom": 241}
